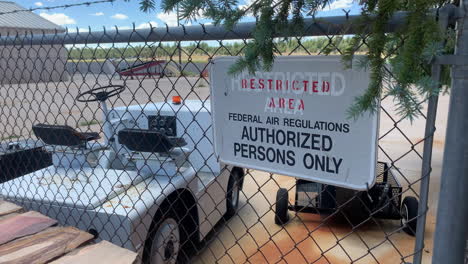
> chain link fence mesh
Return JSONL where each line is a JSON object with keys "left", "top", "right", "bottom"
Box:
{"left": 0, "top": 11, "right": 451, "bottom": 264}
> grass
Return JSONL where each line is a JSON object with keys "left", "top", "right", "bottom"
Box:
{"left": 1, "top": 134, "right": 19, "bottom": 141}
{"left": 180, "top": 71, "right": 199, "bottom": 77}
{"left": 197, "top": 81, "right": 207, "bottom": 88}
{"left": 79, "top": 119, "right": 101, "bottom": 127}
{"left": 67, "top": 52, "right": 358, "bottom": 64}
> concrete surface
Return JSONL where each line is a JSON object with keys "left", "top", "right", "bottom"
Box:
{"left": 193, "top": 93, "right": 449, "bottom": 264}
{"left": 0, "top": 74, "right": 449, "bottom": 263}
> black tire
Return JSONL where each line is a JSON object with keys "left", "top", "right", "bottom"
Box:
{"left": 225, "top": 170, "right": 242, "bottom": 218}
{"left": 275, "top": 188, "right": 289, "bottom": 225}
{"left": 401, "top": 196, "right": 419, "bottom": 236}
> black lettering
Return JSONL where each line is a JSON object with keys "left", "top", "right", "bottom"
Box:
{"left": 300, "top": 132, "right": 310, "bottom": 149}
{"left": 320, "top": 121, "right": 326, "bottom": 129}
{"left": 276, "top": 130, "right": 286, "bottom": 145}
{"left": 333, "top": 158, "right": 343, "bottom": 174}
{"left": 303, "top": 153, "right": 314, "bottom": 169}
{"left": 286, "top": 151, "right": 295, "bottom": 166}
{"left": 322, "top": 135, "right": 333, "bottom": 151}
{"left": 234, "top": 142, "right": 241, "bottom": 156}
{"left": 334, "top": 122, "right": 342, "bottom": 132}
{"left": 258, "top": 127, "right": 266, "bottom": 142}
{"left": 311, "top": 134, "right": 320, "bottom": 150}
{"left": 287, "top": 131, "right": 296, "bottom": 147}
{"left": 295, "top": 119, "right": 302, "bottom": 128}
{"left": 326, "top": 157, "right": 335, "bottom": 173}
{"left": 266, "top": 147, "right": 276, "bottom": 162}
{"left": 266, "top": 129, "right": 275, "bottom": 144}
{"left": 273, "top": 117, "right": 279, "bottom": 125}
{"left": 343, "top": 124, "right": 350, "bottom": 133}
{"left": 249, "top": 144, "right": 257, "bottom": 159}
{"left": 249, "top": 126, "right": 258, "bottom": 141}
{"left": 315, "top": 154, "right": 325, "bottom": 171}
{"left": 277, "top": 149, "right": 285, "bottom": 164}
{"left": 313, "top": 121, "right": 320, "bottom": 129}
{"left": 241, "top": 126, "right": 249, "bottom": 140}
{"left": 241, "top": 143, "right": 248, "bottom": 158}
{"left": 258, "top": 146, "right": 266, "bottom": 160}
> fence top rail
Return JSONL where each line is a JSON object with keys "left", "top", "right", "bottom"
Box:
{"left": 0, "top": 6, "right": 457, "bottom": 46}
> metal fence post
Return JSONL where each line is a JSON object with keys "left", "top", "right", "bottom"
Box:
{"left": 432, "top": 1, "right": 468, "bottom": 263}
{"left": 413, "top": 6, "right": 452, "bottom": 264}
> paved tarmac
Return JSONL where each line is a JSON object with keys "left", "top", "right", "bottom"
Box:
{"left": 193, "top": 92, "right": 450, "bottom": 264}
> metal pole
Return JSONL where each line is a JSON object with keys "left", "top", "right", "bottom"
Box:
{"left": 413, "top": 6, "right": 451, "bottom": 264}
{"left": 432, "top": 1, "right": 468, "bottom": 263}
{"left": 412, "top": 57, "right": 440, "bottom": 264}
{"left": 0, "top": 9, "right": 442, "bottom": 46}
{"left": 177, "top": 4, "right": 182, "bottom": 73}
{"left": 100, "top": 100, "right": 112, "bottom": 146}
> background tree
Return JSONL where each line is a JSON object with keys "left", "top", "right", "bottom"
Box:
{"left": 139, "top": 0, "right": 454, "bottom": 119}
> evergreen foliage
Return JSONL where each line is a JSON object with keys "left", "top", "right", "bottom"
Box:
{"left": 67, "top": 37, "right": 361, "bottom": 60}
{"left": 139, "top": 0, "right": 454, "bottom": 119}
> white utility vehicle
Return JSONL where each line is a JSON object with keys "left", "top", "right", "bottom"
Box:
{"left": 0, "top": 85, "right": 245, "bottom": 263}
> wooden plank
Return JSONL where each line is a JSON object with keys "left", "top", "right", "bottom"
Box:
{"left": 0, "top": 213, "right": 19, "bottom": 223}
{"left": 50, "top": 241, "right": 137, "bottom": 264}
{"left": 0, "top": 200, "right": 22, "bottom": 216}
{"left": 0, "top": 226, "right": 93, "bottom": 264}
{"left": 0, "top": 211, "right": 57, "bottom": 245}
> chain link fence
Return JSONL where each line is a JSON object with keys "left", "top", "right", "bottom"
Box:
{"left": 0, "top": 6, "right": 457, "bottom": 264}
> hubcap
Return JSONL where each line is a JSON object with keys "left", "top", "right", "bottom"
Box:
{"left": 150, "top": 217, "right": 180, "bottom": 264}
{"left": 401, "top": 204, "right": 409, "bottom": 226}
{"left": 164, "top": 241, "right": 175, "bottom": 260}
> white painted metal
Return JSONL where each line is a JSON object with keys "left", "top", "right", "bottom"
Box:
{"left": 110, "top": 100, "right": 230, "bottom": 238}
{"left": 211, "top": 56, "right": 379, "bottom": 190}
{"left": 101, "top": 100, "right": 112, "bottom": 146}
{"left": 0, "top": 98, "right": 234, "bottom": 257}
{"left": 0, "top": 166, "right": 152, "bottom": 209}
{"left": 111, "top": 100, "right": 221, "bottom": 174}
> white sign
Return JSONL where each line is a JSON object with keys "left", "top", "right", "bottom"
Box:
{"left": 210, "top": 56, "right": 379, "bottom": 190}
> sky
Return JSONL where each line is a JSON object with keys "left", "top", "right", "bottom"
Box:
{"left": 13, "top": 0, "right": 363, "bottom": 32}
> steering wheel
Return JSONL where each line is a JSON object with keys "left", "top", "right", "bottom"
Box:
{"left": 76, "top": 84, "right": 125, "bottom": 102}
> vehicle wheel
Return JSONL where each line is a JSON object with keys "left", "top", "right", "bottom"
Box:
{"left": 146, "top": 212, "right": 181, "bottom": 264}
{"left": 401, "top": 196, "right": 419, "bottom": 236}
{"left": 225, "top": 170, "right": 242, "bottom": 218}
{"left": 275, "top": 188, "right": 289, "bottom": 225}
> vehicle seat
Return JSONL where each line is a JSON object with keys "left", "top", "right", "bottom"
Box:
{"left": 32, "top": 124, "right": 100, "bottom": 147}
{"left": 118, "top": 128, "right": 186, "bottom": 153}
